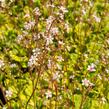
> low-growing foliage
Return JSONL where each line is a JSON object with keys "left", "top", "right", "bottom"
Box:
{"left": 0, "top": 0, "right": 109, "bottom": 109}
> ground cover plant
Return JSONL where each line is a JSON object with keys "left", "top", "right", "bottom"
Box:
{"left": 0, "top": 0, "right": 109, "bottom": 109}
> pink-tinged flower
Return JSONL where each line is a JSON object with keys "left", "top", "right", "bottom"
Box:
{"left": 82, "top": 78, "right": 90, "bottom": 87}
{"left": 82, "top": 78, "right": 94, "bottom": 87}
{"left": 50, "top": 27, "right": 59, "bottom": 35}
{"left": 24, "top": 21, "right": 35, "bottom": 30}
{"left": 57, "top": 56, "right": 64, "bottom": 62}
{"left": 46, "top": 16, "right": 54, "bottom": 25}
{"left": 46, "top": 35, "right": 54, "bottom": 45}
{"left": 93, "top": 15, "right": 101, "bottom": 22}
{"left": 28, "top": 48, "right": 41, "bottom": 67}
{"left": 87, "top": 63, "right": 96, "bottom": 72}
{"left": 24, "top": 13, "right": 30, "bottom": 18}
{"left": 47, "top": 59, "right": 52, "bottom": 69}
{"left": 17, "top": 35, "right": 23, "bottom": 43}
{"left": 52, "top": 71, "right": 60, "bottom": 81}
{"left": 45, "top": 90, "right": 52, "bottom": 99}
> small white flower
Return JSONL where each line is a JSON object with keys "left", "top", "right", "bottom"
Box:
{"left": 32, "top": 48, "right": 40, "bottom": 53}
{"left": 76, "top": 88, "right": 80, "bottom": 90}
{"left": 0, "top": 0, "right": 6, "bottom": 7}
{"left": 50, "top": 27, "right": 59, "bottom": 35}
{"left": 57, "top": 56, "right": 64, "bottom": 62}
{"left": 82, "top": 78, "right": 94, "bottom": 87}
{"left": 64, "top": 23, "right": 70, "bottom": 32}
{"left": 89, "top": 1, "right": 93, "bottom": 7}
{"left": 2, "top": 106, "right": 7, "bottom": 109}
{"left": 0, "top": 60, "right": 4, "bottom": 68}
{"left": 82, "top": 78, "right": 90, "bottom": 87}
{"left": 46, "top": 47, "right": 51, "bottom": 51}
{"left": 47, "top": 59, "right": 52, "bottom": 69}
{"left": 58, "top": 41, "right": 64, "bottom": 46}
{"left": 33, "top": 7, "right": 41, "bottom": 16}
{"left": 84, "top": 54, "right": 88, "bottom": 58}
{"left": 46, "top": 16, "right": 55, "bottom": 25}
{"left": 24, "top": 13, "right": 30, "bottom": 18}
{"left": 24, "top": 22, "right": 31, "bottom": 30}
{"left": 87, "top": 63, "right": 96, "bottom": 72}
{"left": 93, "top": 15, "right": 101, "bottom": 22}
{"left": 16, "top": 35, "right": 23, "bottom": 43}
{"left": 82, "top": 9, "right": 86, "bottom": 15}
{"left": 28, "top": 48, "right": 41, "bottom": 67}
{"left": 59, "top": 13, "right": 64, "bottom": 20}
{"left": 101, "top": 97, "right": 106, "bottom": 104}
{"left": 106, "top": 39, "right": 109, "bottom": 44}
{"left": 45, "top": 90, "right": 52, "bottom": 99}
{"left": 6, "top": 90, "right": 12, "bottom": 97}
{"left": 52, "top": 71, "right": 60, "bottom": 81}
{"left": 24, "top": 21, "right": 35, "bottom": 30}
{"left": 59, "top": 6, "right": 68, "bottom": 13}
{"left": 47, "top": 4, "right": 55, "bottom": 8}
{"left": 33, "top": 33, "right": 40, "bottom": 40}
{"left": 10, "top": 63, "right": 17, "bottom": 68}
{"left": 29, "top": 21, "right": 35, "bottom": 27}
{"left": 57, "top": 95, "right": 62, "bottom": 100}
{"left": 46, "top": 35, "right": 54, "bottom": 45}
{"left": 22, "top": 31, "right": 28, "bottom": 36}
{"left": 66, "top": 46, "right": 71, "bottom": 51}
{"left": 106, "top": 69, "right": 109, "bottom": 73}
{"left": 69, "top": 75, "right": 75, "bottom": 80}
{"left": 0, "top": 0, "right": 5, "bottom": 2}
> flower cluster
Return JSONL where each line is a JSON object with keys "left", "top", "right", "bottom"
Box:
{"left": 28, "top": 48, "right": 41, "bottom": 67}
{"left": 56, "top": 6, "right": 68, "bottom": 20}
{"left": 45, "top": 35, "right": 54, "bottom": 46}
{"left": 46, "top": 16, "right": 55, "bottom": 31}
{"left": 24, "top": 21, "right": 35, "bottom": 30}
